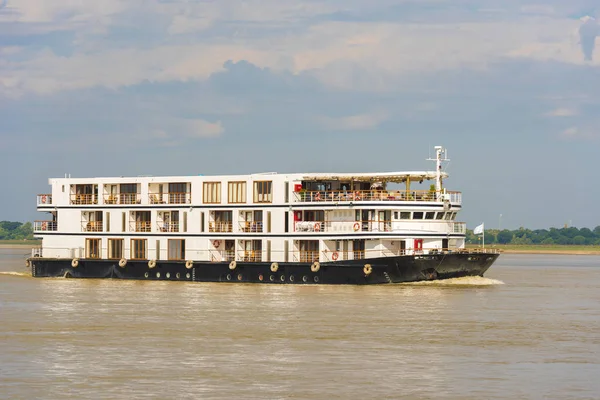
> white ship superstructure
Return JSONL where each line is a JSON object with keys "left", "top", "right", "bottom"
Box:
{"left": 33, "top": 147, "right": 466, "bottom": 263}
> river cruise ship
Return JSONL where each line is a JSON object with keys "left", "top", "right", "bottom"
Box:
{"left": 28, "top": 146, "right": 498, "bottom": 284}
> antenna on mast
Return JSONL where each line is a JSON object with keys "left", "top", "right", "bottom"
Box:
{"left": 427, "top": 146, "right": 449, "bottom": 199}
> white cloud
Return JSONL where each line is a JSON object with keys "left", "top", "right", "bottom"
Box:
{"left": 545, "top": 108, "right": 579, "bottom": 117}
{"left": 319, "top": 110, "right": 389, "bottom": 131}
{"left": 560, "top": 126, "right": 599, "bottom": 140}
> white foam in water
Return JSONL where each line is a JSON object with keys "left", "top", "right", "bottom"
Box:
{"left": 0, "top": 271, "right": 31, "bottom": 277}
{"left": 401, "top": 276, "right": 504, "bottom": 286}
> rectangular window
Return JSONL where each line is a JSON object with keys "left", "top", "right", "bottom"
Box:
{"left": 267, "top": 240, "right": 271, "bottom": 262}
{"left": 284, "top": 240, "right": 289, "bottom": 262}
{"left": 445, "top": 212, "right": 453, "bottom": 220}
{"left": 168, "top": 239, "right": 185, "bottom": 260}
{"left": 203, "top": 182, "right": 221, "bottom": 204}
{"left": 267, "top": 211, "right": 271, "bottom": 233}
{"left": 122, "top": 212, "right": 126, "bottom": 232}
{"left": 425, "top": 212, "right": 435, "bottom": 220}
{"left": 86, "top": 238, "right": 101, "bottom": 259}
{"left": 183, "top": 212, "right": 187, "bottom": 232}
{"left": 394, "top": 211, "right": 399, "bottom": 219}
{"left": 284, "top": 212, "right": 289, "bottom": 233}
{"left": 200, "top": 212, "right": 205, "bottom": 232}
{"left": 156, "top": 240, "right": 160, "bottom": 260}
{"left": 400, "top": 212, "right": 411, "bottom": 220}
{"left": 436, "top": 212, "right": 445, "bottom": 220}
{"left": 284, "top": 182, "right": 289, "bottom": 203}
{"left": 413, "top": 212, "right": 424, "bottom": 220}
{"left": 228, "top": 181, "right": 246, "bottom": 203}
{"left": 253, "top": 181, "right": 273, "bottom": 203}
{"left": 108, "top": 239, "right": 123, "bottom": 259}
{"left": 106, "top": 212, "right": 110, "bottom": 231}
{"left": 131, "top": 239, "right": 147, "bottom": 260}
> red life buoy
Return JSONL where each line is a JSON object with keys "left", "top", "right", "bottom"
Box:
{"left": 354, "top": 191, "right": 361, "bottom": 201}
{"left": 314, "top": 223, "right": 321, "bottom": 232}
{"left": 41, "top": 195, "right": 47, "bottom": 204}
{"left": 41, "top": 222, "right": 47, "bottom": 230}
{"left": 353, "top": 222, "right": 360, "bottom": 231}
{"left": 213, "top": 240, "right": 221, "bottom": 248}
{"left": 315, "top": 192, "right": 321, "bottom": 201}
{"left": 332, "top": 252, "right": 339, "bottom": 261}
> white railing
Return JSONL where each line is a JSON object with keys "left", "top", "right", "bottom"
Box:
{"left": 157, "top": 222, "right": 179, "bottom": 232}
{"left": 148, "top": 192, "right": 191, "bottom": 204}
{"left": 239, "top": 221, "right": 264, "bottom": 233}
{"left": 129, "top": 221, "right": 152, "bottom": 232}
{"left": 81, "top": 221, "right": 103, "bottom": 232}
{"left": 209, "top": 250, "right": 235, "bottom": 262}
{"left": 34, "top": 221, "right": 57, "bottom": 232}
{"left": 37, "top": 194, "right": 52, "bottom": 205}
{"left": 293, "top": 190, "right": 462, "bottom": 204}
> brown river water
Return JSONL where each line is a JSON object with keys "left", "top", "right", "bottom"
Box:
{"left": 1, "top": 248, "right": 599, "bottom": 399}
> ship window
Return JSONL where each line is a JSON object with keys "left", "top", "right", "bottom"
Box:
{"left": 254, "top": 181, "right": 273, "bottom": 203}
{"left": 228, "top": 181, "right": 246, "bottom": 203}
{"left": 108, "top": 239, "right": 123, "bottom": 259}
{"left": 203, "top": 182, "right": 221, "bottom": 204}
{"left": 400, "top": 212, "right": 411, "bottom": 220}
{"left": 444, "top": 212, "right": 452, "bottom": 220}
{"left": 85, "top": 238, "right": 101, "bottom": 259}
{"left": 413, "top": 212, "right": 424, "bottom": 220}
{"left": 168, "top": 239, "right": 185, "bottom": 260}
{"left": 450, "top": 212, "right": 457, "bottom": 220}
{"left": 436, "top": 212, "right": 445, "bottom": 220}
{"left": 394, "top": 211, "right": 399, "bottom": 219}
{"left": 131, "top": 239, "right": 147, "bottom": 260}
{"left": 425, "top": 212, "right": 435, "bottom": 220}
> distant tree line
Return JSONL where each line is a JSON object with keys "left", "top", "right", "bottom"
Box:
{"left": 467, "top": 226, "right": 600, "bottom": 246}
{"left": 0, "top": 221, "right": 34, "bottom": 240}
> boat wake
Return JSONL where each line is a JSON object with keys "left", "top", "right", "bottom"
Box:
{"left": 0, "top": 271, "right": 32, "bottom": 277}
{"left": 402, "top": 276, "right": 504, "bottom": 286}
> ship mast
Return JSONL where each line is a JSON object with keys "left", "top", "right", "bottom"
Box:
{"left": 427, "top": 146, "right": 449, "bottom": 199}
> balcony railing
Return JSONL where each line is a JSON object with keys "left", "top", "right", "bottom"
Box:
{"left": 209, "top": 222, "right": 233, "bottom": 233}
{"left": 293, "top": 190, "right": 461, "bottom": 203}
{"left": 34, "top": 221, "right": 57, "bottom": 232}
{"left": 130, "top": 221, "right": 151, "bottom": 232}
{"left": 148, "top": 192, "right": 191, "bottom": 204}
{"left": 210, "top": 250, "right": 236, "bottom": 262}
{"left": 70, "top": 194, "right": 98, "bottom": 205}
{"left": 157, "top": 222, "right": 179, "bottom": 232}
{"left": 81, "top": 221, "right": 103, "bottom": 232}
{"left": 239, "top": 221, "right": 263, "bottom": 233}
{"left": 293, "top": 251, "right": 320, "bottom": 263}
{"left": 295, "top": 220, "right": 392, "bottom": 233}
{"left": 237, "top": 251, "right": 262, "bottom": 262}
{"left": 37, "top": 194, "right": 52, "bottom": 205}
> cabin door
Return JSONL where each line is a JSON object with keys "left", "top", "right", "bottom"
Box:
{"left": 442, "top": 238, "right": 449, "bottom": 251}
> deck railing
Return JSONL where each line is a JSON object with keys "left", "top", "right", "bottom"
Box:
{"left": 293, "top": 190, "right": 461, "bottom": 203}
{"left": 239, "top": 221, "right": 264, "bottom": 233}
{"left": 210, "top": 250, "right": 236, "bottom": 262}
{"left": 209, "top": 222, "right": 233, "bottom": 233}
{"left": 293, "top": 250, "right": 320, "bottom": 262}
{"left": 70, "top": 194, "right": 98, "bottom": 205}
{"left": 237, "top": 251, "right": 262, "bottom": 262}
{"left": 33, "top": 221, "right": 57, "bottom": 231}
{"left": 81, "top": 221, "right": 103, "bottom": 232}
{"left": 129, "top": 221, "right": 152, "bottom": 232}
{"left": 37, "top": 194, "right": 53, "bottom": 205}
{"left": 157, "top": 222, "right": 179, "bottom": 232}
{"left": 148, "top": 192, "right": 191, "bottom": 204}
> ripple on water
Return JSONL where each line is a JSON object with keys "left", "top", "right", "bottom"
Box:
{"left": 401, "top": 276, "right": 505, "bottom": 286}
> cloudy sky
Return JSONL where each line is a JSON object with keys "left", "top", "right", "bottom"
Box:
{"left": 1, "top": 0, "right": 598, "bottom": 230}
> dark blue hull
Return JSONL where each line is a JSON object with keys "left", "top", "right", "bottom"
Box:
{"left": 30, "top": 252, "right": 499, "bottom": 284}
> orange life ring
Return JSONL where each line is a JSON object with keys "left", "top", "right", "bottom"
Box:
{"left": 354, "top": 191, "right": 361, "bottom": 200}
{"left": 213, "top": 240, "right": 221, "bottom": 248}
{"left": 41, "top": 195, "right": 47, "bottom": 204}
{"left": 332, "top": 252, "right": 339, "bottom": 261}
{"left": 41, "top": 222, "right": 47, "bottom": 230}
{"left": 353, "top": 222, "right": 360, "bottom": 231}
{"left": 314, "top": 223, "right": 321, "bottom": 232}
{"left": 315, "top": 192, "right": 321, "bottom": 201}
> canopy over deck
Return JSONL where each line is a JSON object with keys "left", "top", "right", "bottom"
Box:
{"left": 299, "top": 171, "right": 448, "bottom": 183}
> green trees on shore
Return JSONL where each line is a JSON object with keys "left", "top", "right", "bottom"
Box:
{"left": 0, "top": 221, "right": 34, "bottom": 240}
{"left": 467, "top": 226, "right": 600, "bottom": 246}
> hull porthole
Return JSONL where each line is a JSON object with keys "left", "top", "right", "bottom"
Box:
{"left": 302, "top": 276, "right": 308, "bottom": 283}
{"left": 237, "top": 274, "right": 243, "bottom": 281}
{"left": 259, "top": 274, "right": 264, "bottom": 281}
{"left": 270, "top": 275, "right": 275, "bottom": 282}
{"left": 176, "top": 272, "right": 180, "bottom": 279}
{"left": 280, "top": 275, "right": 285, "bottom": 282}
{"left": 166, "top": 272, "right": 170, "bottom": 279}
{"left": 226, "top": 274, "right": 232, "bottom": 281}
{"left": 314, "top": 276, "right": 319, "bottom": 283}
{"left": 144, "top": 272, "right": 149, "bottom": 278}
{"left": 156, "top": 272, "right": 161, "bottom": 278}
{"left": 290, "top": 275, "right": 295, "bottom": 282}
{"left": 185, "top": 273, "right": 191, "bottom": 279}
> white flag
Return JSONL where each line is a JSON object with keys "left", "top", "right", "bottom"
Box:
{"left": 473, "top": 223, "right": 484, "bottom": 235}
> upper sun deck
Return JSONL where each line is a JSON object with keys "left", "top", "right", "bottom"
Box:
{"left": 36, "top": 167, "right": 460, "bottom": 207}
